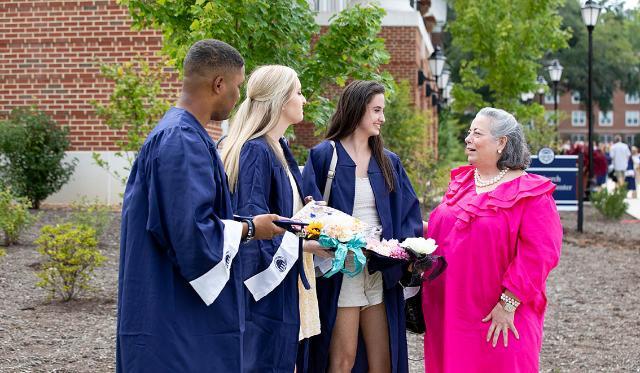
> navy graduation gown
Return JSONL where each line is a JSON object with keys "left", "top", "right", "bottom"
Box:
{"left": 117, "top": 107, "right": 245, "bottom": 372}
{"left": 231, "top": 137, "right": 305, "bottom": 372}
{"left": 301, "top": 140, "right": 423, "bottom": 373}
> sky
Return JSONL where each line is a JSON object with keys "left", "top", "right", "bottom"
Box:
{"left": 623, "top": 0, "right": 639, "bottom": 9}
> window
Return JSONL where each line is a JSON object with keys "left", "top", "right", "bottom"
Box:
{"left": 626, "top": 111, "right": 640, "bottom": 127}
{"left": 598, "top": 111, "right": 613, "bottom": 127}
{"left": 544, "top": 92, "right": 559, "bottom": 104}
{"left": 571, "top": 91, "right": 581, "bottom": 104}
{"left": 625, "top": 93, "right": 640, "bottom": 104}
{"left": 570, "top": 134, "right": 586, "bottom": 142}
{"left": 599, "top": 134, "right": 613, "bottom": 144}
{"left": 572, "top": 111, "right": 586, "bottom": 127}
{"left": 626, "top": 134, "right": 636, "bottom": 145}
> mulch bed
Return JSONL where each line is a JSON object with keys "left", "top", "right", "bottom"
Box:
{"left": 1, "top": 206, "right": 638, "bottom": 372}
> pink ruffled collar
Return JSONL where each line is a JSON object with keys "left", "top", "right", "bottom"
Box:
{"left": 444, "top": 165, "right": 556, "bottom": 227}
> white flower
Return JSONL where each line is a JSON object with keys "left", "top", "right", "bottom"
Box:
{"left": 323, "top": 216, "right": 358, "bottom": 242}
{"left": 401, "top": 237, "right": 437, "bottom": 255}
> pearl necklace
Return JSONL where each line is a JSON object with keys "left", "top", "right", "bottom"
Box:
{"left": 474, "top": 168, "right": 508, "bottom": 188}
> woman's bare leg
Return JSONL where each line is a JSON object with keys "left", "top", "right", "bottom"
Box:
{"left": 328, "top": 307, "right": 361, "bottom": 373}
{"left": 360, "top": 302, "right": 391, "bottom": 373}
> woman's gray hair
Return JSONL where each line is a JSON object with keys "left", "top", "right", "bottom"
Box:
{"left": 476, "top": 107, "right": 531, "bottom": 170}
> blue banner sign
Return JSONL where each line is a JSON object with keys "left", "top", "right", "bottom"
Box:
{"left": 527, "top": 153, "right": 579, "bottom": 211}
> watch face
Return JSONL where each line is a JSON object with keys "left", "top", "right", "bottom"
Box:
{"left": 504, "top": 303, "right": 516, "bottom": 312}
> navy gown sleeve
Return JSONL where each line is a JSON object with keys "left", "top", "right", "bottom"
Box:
{"left": 396, "top": 160, "right": 423, "bottom": 239}
{"left": 302, "top": 146, "right": 326, "bottom": 202}
{"left": 234, "top": 142, "right": 300, "bottom": 301}
{"left": 146, "top": 126, "right": 243, "bottom": 306}
{"left": 373, "top": 157, "right": 424, "bottom": 288}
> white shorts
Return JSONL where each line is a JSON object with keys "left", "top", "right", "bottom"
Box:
{"left": 337, "top": 260, "right": 384, "bottom": 309}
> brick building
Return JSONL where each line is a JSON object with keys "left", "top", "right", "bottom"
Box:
{"left": 0, "top": 0, "right": 444, "bottom": 204}
{"left": 542, "top": 89, "right": 640, "bottom": 146}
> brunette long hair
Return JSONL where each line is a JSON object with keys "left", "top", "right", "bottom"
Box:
{"left": 326, "top": 80, "right": 395, "bottom": 191}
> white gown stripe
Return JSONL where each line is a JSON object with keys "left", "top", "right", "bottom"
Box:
{"left": 189, "top": 219, "right": 243, "bottom": 306}
{"left": 244, "top": 231, "right": 300, "bottom": 302}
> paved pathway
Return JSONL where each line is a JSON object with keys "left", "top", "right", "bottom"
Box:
{"left": 625, "top": 198, "right": 640, "bottom": 219}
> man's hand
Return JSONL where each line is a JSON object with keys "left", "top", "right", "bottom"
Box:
{"left": 252, "top": 214, "right": 286, "bottom": 240}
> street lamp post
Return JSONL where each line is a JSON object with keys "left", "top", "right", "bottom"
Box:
{"left": 429, "top": 46, "right": 447, "bottom": 112}
{"left": 536, "top": 75, "right": 547, "bottom": 105}
{"left": 582, "top": 0, "right": 601, "bottom": 195}
{"left": 547, "top": 59, "right": 564, "bottom": 124}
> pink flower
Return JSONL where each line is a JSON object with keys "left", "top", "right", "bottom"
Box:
{"left": 367, "top": 239, "right": 408, "bottom": 259}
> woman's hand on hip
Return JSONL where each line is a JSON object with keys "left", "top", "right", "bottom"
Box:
{"left": 482, "top": 303, "right": 519, "bottom": 348}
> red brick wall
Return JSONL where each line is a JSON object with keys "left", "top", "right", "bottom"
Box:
{"left": 381, "top": 26, "right": 438, "bottom": 154}
{"left": 0, "top": 0, "right": 222, "bottom": 150}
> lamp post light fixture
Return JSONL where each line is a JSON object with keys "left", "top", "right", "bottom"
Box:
{"left": 428, "top": 45, "right": 447, "bottom": 89}
{"left": 536, "top": 75, "right": 547, "bottom": 105}
{"left": 428, "top": 45, "right": 447, "bottom": 112}
{"left": 547, "top": 59, "right": 563, "bottom": 123}
{"left": 443, "top": 82, "right": 453, "bottom": 105}
{"left": 581, "top": 0, "right": 601, "bottom": 195}
{"left": 520, "top": 91, "right": 534, "bottom": 104}
{"left": 437, "top": 68, "right": 451, "bottom": 91}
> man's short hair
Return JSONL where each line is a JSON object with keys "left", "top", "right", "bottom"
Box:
{"left": 183, "top": 39, "right": 244, "bottom": 78}
{"left": 614, "top": 135, "right": 622, "bottom": 142}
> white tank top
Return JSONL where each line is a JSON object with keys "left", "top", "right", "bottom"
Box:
{"left": 352, "top": 177, "right": 381, "bottom": 229}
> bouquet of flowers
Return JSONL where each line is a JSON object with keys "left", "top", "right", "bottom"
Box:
{"left": 292, "top": 202, "right": 379, "bottom": 278}
{"left": 366, "top": 239, "right": 410, "bottom": 260}
{"left": 366, "top": 236, "right": 446, "bottom": 285}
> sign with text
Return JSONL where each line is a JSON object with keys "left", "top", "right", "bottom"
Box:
{"left": 527, "top": 154, "right": 580, "bottom": 212}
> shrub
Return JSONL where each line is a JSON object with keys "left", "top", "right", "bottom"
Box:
{"left": 0, "top": 187, "right": 37, "bottom": 246}
{"left": 35, "top": 223, "right": 105, "bottom": 302}
{"left": 0, "top": 107, "right": 77, "bottom": 209}
{"left": 591, "top": 186, "right": 628, "bottom": 220}
{"left": 68, "top": 197, "right": 114, "bottom": 240}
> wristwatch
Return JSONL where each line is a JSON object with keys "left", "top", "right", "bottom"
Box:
{"left": 500, "top": 293, "right": 520, "bottom": 313}
{"left": 240, "top": 217, "right": 255, "bottom": 243}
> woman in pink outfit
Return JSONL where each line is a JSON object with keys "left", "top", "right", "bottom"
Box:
{"left": 422, "top": 107, "right": 562, "bottom": 372}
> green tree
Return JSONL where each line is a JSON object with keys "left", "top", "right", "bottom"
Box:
{"left": 383, "top": 81, "right": 448, "bottom": 209}
{"left": 91, "top": 59, "right": 173, "bottom": 186}
{"left": 549, "top": 0, "right": 640, "bottom": 111}
{"left": 117, "top": 0, "right": 393, "bottom": 130}
{"left": 437, "top": 108, "right": 466, "bottom": 164}
{"left": 522, "top": 115, "right": 561, "bottom": 154}
{"left": 448, "top": 0, "right": 570, "bottom": 121}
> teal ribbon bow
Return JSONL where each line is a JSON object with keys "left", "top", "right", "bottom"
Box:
{"left": 319, "top": 233, "right": 367, "bottom": 278}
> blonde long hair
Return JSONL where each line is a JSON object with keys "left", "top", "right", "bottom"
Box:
{"left": 221, "top": 65, "right": 299, "bottom": 191}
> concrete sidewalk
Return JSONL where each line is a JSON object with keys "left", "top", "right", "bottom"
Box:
{"left": 626, "top": 198, "right": 640, "bottom": 219}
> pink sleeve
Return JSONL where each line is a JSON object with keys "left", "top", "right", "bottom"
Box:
{"left": 501, "top": 193, "right": 562, "bottom": 305}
